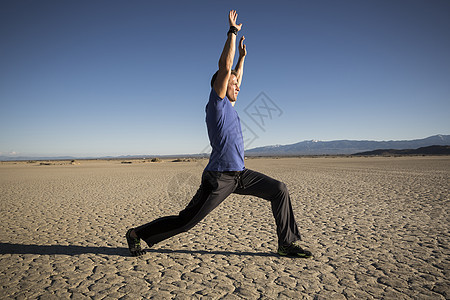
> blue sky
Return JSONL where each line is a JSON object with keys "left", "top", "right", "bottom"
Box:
{"left": 1, "top": 0, "right": 449, "bottom": 157}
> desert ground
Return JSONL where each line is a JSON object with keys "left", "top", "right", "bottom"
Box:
{"left": 0, "top": 156, "right": 448, "bottom": 299}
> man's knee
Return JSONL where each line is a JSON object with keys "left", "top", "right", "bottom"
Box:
{"left": 272, "top": 180, "right": 288, "bottom": 198}
{"left": 276, "top": 181, "right": 288, "bottom": 192}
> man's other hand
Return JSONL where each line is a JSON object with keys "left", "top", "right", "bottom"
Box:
{"left": 239, "top": 36, "right": 247, "bottom": 57}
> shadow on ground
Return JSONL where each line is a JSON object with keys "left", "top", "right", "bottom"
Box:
{"left": 0, "top": 243, "right": 278, "bottom": 257}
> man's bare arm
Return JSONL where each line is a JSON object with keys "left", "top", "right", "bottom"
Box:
{"left": 214, "top": 10, "right": 242, "bottom": 99}
{"left": 234, "top": 36, "right": 247, "bottom": 88}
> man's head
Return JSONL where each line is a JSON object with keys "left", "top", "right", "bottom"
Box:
{"left": 211, "top": 70, "right": 240, "bottom": 104}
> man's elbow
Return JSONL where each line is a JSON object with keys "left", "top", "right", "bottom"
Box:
{"left": 218, "top": 64, "right": 233, "bottom": 73}
{"left": 218, "top": 59, "right": 233, "bottom": 72}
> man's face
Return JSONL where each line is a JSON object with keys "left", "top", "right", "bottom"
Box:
{"left": 226, "top": 74, "right": 240, "bottom": 103}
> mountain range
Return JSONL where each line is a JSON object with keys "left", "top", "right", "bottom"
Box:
{"left": 245, "top": 134, "right": 450, "bottom": 156}
{"left": 1, "top": 135, "right": 449, "bottom": 161}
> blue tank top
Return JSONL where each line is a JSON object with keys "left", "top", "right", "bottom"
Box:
{"left": 205, "top": 88, "right": 245, "bottom": 171}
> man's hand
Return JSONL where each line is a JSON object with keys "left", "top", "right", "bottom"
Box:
{"left": 229, "top": 10, "right": 242, "bottom": 31}
{"left": 238, "top": 36, "right": 247, "bottom": 57}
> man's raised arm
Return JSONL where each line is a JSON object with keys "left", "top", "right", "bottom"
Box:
{"left": 214, "top": 10, "right": 242, "bottom": 99}
{"left": 234, "top": 36, "right": 247, "bottom": 88}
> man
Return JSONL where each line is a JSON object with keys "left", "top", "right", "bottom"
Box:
{"left": 126, "top": 10, "right": 312, "bottom": 258}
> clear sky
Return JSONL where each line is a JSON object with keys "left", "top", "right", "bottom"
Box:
{"left": 1, "top": 0, "right": 449, "bottom": 157}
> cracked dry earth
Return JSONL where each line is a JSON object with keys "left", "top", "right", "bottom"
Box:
{"left": 0, "top": 157, "right": 448, "bottom": 299}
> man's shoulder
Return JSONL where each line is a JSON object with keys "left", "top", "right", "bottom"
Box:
{"left": 207, "top": 89, "right": 229, "bottom": 112}
{"left": 210, "top": 88, "right": 227, "bottom": 102}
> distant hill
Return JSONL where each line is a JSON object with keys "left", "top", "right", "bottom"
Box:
{"left": 245, "top": 134, "right": 450, "bottom": 156}
{"left": 352, "top": 145, "right": 450, "bottom": 156}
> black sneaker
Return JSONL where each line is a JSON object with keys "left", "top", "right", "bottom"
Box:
{"left": 278, "top": 241, "right": 312, "bottom": 258}
{"left": 126, "top": 228, "right": 145, "bottom": 257}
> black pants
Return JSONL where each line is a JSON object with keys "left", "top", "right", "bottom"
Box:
{"left": 135, "top": 168, "right": 301, "bottom": 247}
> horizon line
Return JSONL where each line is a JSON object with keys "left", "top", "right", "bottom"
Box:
{"left": 1, "top": 134, "right": 448, "bottom": 161}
